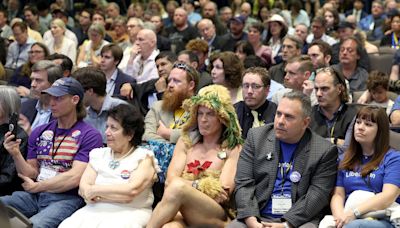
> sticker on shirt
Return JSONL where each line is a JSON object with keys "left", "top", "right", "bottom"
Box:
{"left": 71, "top": 130, "right": 81, "bottom": 139}
{"left": 38, "top": 130, "right": 54, "bottom": 147}
{"left": 120, "top": 170, "right": 131, "bottom": 179}
{"left": 36, "top": 166, "right": 59, "bottom": 182}
{"left": 272, "top": 194, "right": 292, "bottom": 215}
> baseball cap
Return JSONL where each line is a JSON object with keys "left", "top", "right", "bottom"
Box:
{"left": 42, "top": 77, "right": 84, "bottom": 100}
{"left": 229, "top": 15, "right": 246, "bottom": 24}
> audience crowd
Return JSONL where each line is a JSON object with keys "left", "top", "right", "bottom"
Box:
{"left": 2, "top": 0, "right": 400, "bottom": 227}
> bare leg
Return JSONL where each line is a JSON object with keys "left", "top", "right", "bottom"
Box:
{"left": 146, "top": 177, "right": 227, "bottom": 228}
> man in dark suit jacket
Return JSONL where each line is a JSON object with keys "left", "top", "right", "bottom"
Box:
{"left": 235, "top": 67, "right": 277, "bottom": 139}
{"left": 20, "top": 60, "right": 63, "bottom": 135}
{"left": 99, "top": 43, "right": 136, "bottom": 96}
{"left": 230, "top": 91, "right": 337, "bottom": 228}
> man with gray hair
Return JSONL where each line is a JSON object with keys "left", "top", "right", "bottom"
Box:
{"left": 19, "top": 60, "right": 63, "bottom": 135}
{"left": 231, "top": 91, "right": 337, "bottom": 228}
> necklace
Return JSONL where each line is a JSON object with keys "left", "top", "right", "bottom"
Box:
{"left": 108, "top": 147, "right": 135, "bottom": 170}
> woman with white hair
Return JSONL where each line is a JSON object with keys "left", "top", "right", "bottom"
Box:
{"left": 44, "top": 19, "right": 77, "bottom": 64}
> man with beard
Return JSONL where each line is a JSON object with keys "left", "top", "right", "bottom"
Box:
{"left": 19, "top": 60, "right": 63, "bottom": 135}
{"left": 222, "top": 15, "right": 248, "bottom": 52}
{"left": 142, "top": 62, "right": 199, "bottom": 144}
{"left": 163, "top": 7, "right": 199, "bottom": 54}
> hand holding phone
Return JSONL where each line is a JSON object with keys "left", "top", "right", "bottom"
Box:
{"left": 9, "top": 112, "right": 18, "bottom": 141}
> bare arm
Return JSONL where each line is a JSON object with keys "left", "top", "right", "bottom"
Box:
{"left": 76, "top": 43, "right": 86, "bottom": 66}
{"left": 390, "top": 110, "right": 400, "bottom": 124}
{"left": 219, "top": 145, "right": 242, "bottom": 195}
{"left": 390, "top": 65, "right": 399, "bottom": 81}
{"left": 88, "top": 156, "right": 156, "bottom": 203}
{"left": 165, "top": 138, "right": 191, "bottom": 187}
{"left": 330, "top": 187, "right": 346, "bottom": 219}
{"left": 35, "top": 160, "right": 88, "bottom": 193}
{"left": 356, "top": 184, "right": 400, "bottom": 213}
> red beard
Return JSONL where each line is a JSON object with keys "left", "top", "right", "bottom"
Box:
{"left": 161, "top": 88, "right": 191, "bottom": 112}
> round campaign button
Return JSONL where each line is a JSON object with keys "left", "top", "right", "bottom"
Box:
{"left": 290, "top": 171, "right": 301, "bottom": 183}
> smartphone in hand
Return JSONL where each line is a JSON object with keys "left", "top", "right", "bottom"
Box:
{"left": 9, "top": 112, "right": 18, "bottom": 141}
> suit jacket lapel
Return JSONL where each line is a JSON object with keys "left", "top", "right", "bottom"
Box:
{"left": 265, "top": 130, "right": 280, "bottom": 200}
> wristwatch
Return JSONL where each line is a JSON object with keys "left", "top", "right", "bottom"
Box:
{"left": 353, "top": 208, "right": 362, "bottom": 218}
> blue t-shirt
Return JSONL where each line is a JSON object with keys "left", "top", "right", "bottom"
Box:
{"left": 336, "top": 149, "right": 400, "bottom": 203}
{"left": 261, "top": 141, "right": 298, "bottom": 218}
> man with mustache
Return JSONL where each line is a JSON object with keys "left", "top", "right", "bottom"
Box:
{"left": 142, "top": 62, "right": 199, "bottom": 144}
{"left": 231, "top": 91, "right": 337, "bottom": 228}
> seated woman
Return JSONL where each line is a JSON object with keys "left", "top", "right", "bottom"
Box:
{"left": 43, "top": 19, "right": 77, "bottom": 65}
{"left": 210, "top": 52, "right": 244, "bottom": 104}
{"left": 76, "top": 23, "right": 109, "bottom": 68}
{"left": 8, "top": 42, "right": 49, "bottom": 97}
{"left": 0, "top": 86, "right": 28, "bottom": 196}
{"left": 323, "top": 106, "right": 400, "bottom": 228}
{"left": 147, "top": 85, "right": 243, "bottom": 228}
{"left": 59, "top": 104, "right": 160, "bottom": 228}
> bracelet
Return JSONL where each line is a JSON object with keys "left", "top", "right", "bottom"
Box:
{"left": 192, "top": 179, "right": 199, "bottom": 189}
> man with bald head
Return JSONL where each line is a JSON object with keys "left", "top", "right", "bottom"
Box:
{"left": 197, "top": 18, "right": 227, "bottom": 52}
{"left": 240, "top": 2, "right": 258, "bottom": 32}
{"left": 120, "top": 28, "right": 159, "bottom": 84}
{"left": 164, "top": 7, "right": 199, "bottom": 54}
{"left": 202, "top": 1, "right": 228, "bottom": 35}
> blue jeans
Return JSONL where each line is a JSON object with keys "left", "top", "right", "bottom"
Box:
{"left": 1, "top": 191, "right": 84, "bottom": 228}
{"left": 344, "top": 219, "right": 393, "bottom": 228}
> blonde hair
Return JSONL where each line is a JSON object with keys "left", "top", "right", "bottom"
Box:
{"left": 51, "top": 18, "right": 66, "bottom": 31}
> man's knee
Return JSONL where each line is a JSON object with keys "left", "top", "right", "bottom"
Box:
{"left": 226, "top": 219, "right": 247, "bottom": 228}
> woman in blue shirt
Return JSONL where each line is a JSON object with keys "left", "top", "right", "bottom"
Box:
{"left": 330, "top": 106, "right": 400, "bottom": 228}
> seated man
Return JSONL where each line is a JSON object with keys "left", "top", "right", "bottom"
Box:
{"left": 1, "top": 77, "right": 103, "bottom": 227}
{"left": 147, "top": 85, "right": 243, "bottom": 227}
{"left": 19, "top": 60, "right": 63, "bottom": 135}
{"left": 235, "top": 67, "right": 277, "bottom": 139}
{"left": 331, "top": 37, "right": 369, "bottom": 93}
{"left": 98, "top": 43, "right": 135, "bottom": 96}
{"left": 311, "top": 67, "right": 358, "bottom": 145}
{"left": 231, "top": 91, "right": 338, "bottom": 228}
{"left": 142, "top": 62, "right": 198, "bottom": 144}
{"left": 75, "top": 67, "right": 127, "bottom": 144}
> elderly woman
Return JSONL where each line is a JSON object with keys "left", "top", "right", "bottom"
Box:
{"left": 76, "top": 23, "right": 109, "bottom": 68}
{"left": 44, "top": 19, "right": 77, "bottom": 64}
{"left": 8, "top": 42, "right": 49, "bottom": 97}
{"left": 59, "top": 104, "right": 160, "bottom": 227}
{"left": 0, "top": 86, "right": 28, "bottom": 196}
{"left": 147, "top": 85, "right": 243, "bottom": 228}
{"left": 321, "top": 106, "right": 400, "bottom": 228}
{"left": 210, "top": 52, "right": 244, "bottom": 104}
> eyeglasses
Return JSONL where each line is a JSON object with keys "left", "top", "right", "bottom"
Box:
{"left": 28, "top": 50, "right": 44, "bottom": 55}
{"left": 242, "top": 83, "right": 264, "bottom": 90}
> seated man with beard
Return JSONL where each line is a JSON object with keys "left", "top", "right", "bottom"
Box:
{"left": 142, "top": 61, "right": 199, "bottom": 205}
{"left": 142, "top": 61, "right": 199, "bottom": 144}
